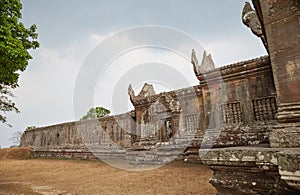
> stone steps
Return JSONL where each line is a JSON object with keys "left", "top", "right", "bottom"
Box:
{"left": 125, "top": 142, "right": 189, "bottom": 165}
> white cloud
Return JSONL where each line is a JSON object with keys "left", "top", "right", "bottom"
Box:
{"left": 203, "top": 34, "right": 267, "bottom": 67}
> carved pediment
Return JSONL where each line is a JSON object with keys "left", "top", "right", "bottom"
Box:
{"left": 128, "top": 83, "right": 156, "bottom": 104}
{"left": 136, "top": 83, "right": 156, "bottom": 98}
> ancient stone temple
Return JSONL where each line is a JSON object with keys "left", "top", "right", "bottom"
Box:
{"left": 199, "top": 0, "right": 300, "bottom": 194}
{"left": 20, "top": 0, "right": 300, "bottom": 193}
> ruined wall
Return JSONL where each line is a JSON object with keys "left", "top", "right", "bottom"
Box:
{"left": 199, "top": 55, "right": 276, "bottom": 147}
{"left": 20, "top": 84, "right": 206, "bottom": 161}
{"left": 21, "top": 121, "right": 84, "bottom": 149}
{"left": 20, "top": 112, "right": 134, "bottom": 159}
{"left": 129, "top": 85, "right": 203, "bottom": 147}
{"left": 129, "top": 57, "right": 277, "bottom": 151}
{"left": 126, "top": 85, "right": 205, "bottom": 164}
{"left": 20, "top": 55, "right": 276, "bottom": 159}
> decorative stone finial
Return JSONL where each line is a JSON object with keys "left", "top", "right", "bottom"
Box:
{"left": 242, "top": 2, "right": 263, "bottom": 37}
{"left": 200, "top": 51, "right": 215, "bottom": 73}
{"left": 128, "top": 84, "right": 135, "bottom": 103}
{"left": 191, "top": 49, "right": 200, "bottom": 76}
{"left": 191, "top": 49, "right": 215, "bottom": 77}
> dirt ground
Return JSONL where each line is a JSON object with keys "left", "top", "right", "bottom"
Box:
{"left": 0, "top": 148, "right": 216, "bottom": 195}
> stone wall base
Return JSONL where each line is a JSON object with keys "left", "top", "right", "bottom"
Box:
{"left": 270, "top": 123, "right": 300, "bottom": 148}
{"left": 200, "top": 146, "right": 300, "bottom": 194}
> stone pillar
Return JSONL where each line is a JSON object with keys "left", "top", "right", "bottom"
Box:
{"left": 135, "top": 110, "right": 142, "bottom": 142}
{"left": 256, "top": 0, "right": 300, "bottom": 147}
{"left": 171, "top": 112, "right": 180, "bottom": 136}
{"left": 254, "top": 0, "right": 300, "bottom": 190}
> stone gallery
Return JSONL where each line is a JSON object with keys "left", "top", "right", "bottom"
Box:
{"left": 21, "top": 0, "right": 300, "bottom": 194}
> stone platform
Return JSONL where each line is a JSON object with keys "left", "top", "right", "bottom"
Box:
{"left": 200, "top": 145, "right": 300, "bottom": 194}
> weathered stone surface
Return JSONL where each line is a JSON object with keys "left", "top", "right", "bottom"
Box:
{"left": 196, "top": 55, "right": 276, "bottom": 149}
{"left": 200, "top": 1, "right": 300, "bottom": 194}
{"left": 258, "top": 0, "right": 300, "bottom": 148}
{"left": 21, "top": 85, "right": 204, "bottom": 164}
{"left": 192, "top": 50, "right": 215, "bottom": 76}
{"left": 242, "top": 2, "right": 263, "bottom": 37}
{"left": 277, "top": 149, "right": 300, "bottom": 190}
{"left": 242, "top": 2, "right": 268, "bottom": 49}
{"left": 21, "top": 52, "right": 278, "bottom": 166}
{"left": 200, "top": 147, "right": 299, "bottom": 194}
{"left": 21, "top": 113, "right": 133, "bottom": 160}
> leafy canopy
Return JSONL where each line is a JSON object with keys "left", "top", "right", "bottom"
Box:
{"left": 0, "top": 0, "right": 39, "bottom": 125}
{"left": 80, "top": 107, "right": 111, "bottom": 121}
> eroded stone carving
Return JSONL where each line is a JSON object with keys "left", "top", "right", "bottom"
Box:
{"left": 242, "top": 2, "right": 267, "bottom": 48}
{"left": 220, "top": 102, "right": 242, "bottom": 124}
{"left": 252, "top": 97, "right": 277, "bottom": 121}
{"left": 191, "top": 49, "right": 200, "bottom": 75}
{"left": 242, "top": 2, "right": 262, "bottom": 36}
{"left": 185, "top": 114, "right": 199, "bottom": 132}
{"left": 128, "top": 84, "right": 135, "bottom": 103}
{"left": 191, "top": 49, "right": 215, "bottom": 76}
{"left": 160, "top": 93, "right": 181, "bottom": 113}
{"left": 138, "top": 83, "right": 156, "bottom": 98}
{"left": 128, "top": 83, "right": 156, "bottom": 104}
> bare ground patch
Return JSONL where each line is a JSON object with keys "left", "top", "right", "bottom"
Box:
{"left": 0, "top": 148, "right": 216, "bottom": 194}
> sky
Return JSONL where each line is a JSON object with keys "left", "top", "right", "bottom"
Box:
{"left": 0, "top": 0, "right": 267, "bottom": 148}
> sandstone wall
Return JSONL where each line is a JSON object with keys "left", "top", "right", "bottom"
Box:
{"left": 20, "top": 112, "right": 134, "bottom": 158}
{"left": 20, "top": 55, "right": 277, "bottom": 158}
{"left": 199, "top": 56, "right": 276, "bottom": 147}
{"left": 257, "top": 0, "right": 300, "bottom": 148}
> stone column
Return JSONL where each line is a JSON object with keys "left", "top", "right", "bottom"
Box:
{"left": 256, "top": 0, "right": 300, "bottom": 148}
{"left": 254, "top": 0, "right": 300, "bottom": 190}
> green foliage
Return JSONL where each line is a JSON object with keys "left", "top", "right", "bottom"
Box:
{"left": 80, "top": 107, "right": 111, "bottom": 121}
{"left": 0, "top": 0, "right": 39, "bottom": 126}
{"left": 25, "top": 126, "right": 36, "bottom": 130}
